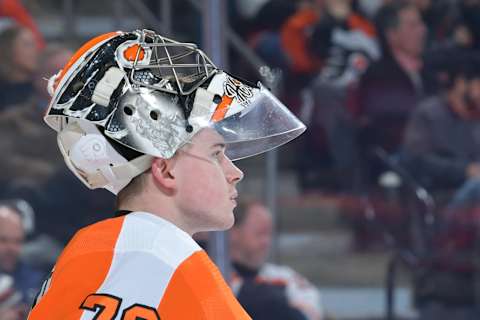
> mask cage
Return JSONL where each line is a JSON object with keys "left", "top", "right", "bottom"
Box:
{"left": 130, "top": 30, "right": 218, "bottom": 97}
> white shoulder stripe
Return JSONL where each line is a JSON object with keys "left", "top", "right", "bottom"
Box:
{"left": 80, "top": 211, "right": 201, "bottom": 319}
{"left": 116, "top": 212, "right": 201, "bottom": 265}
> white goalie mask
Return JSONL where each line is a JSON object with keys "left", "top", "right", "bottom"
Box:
{"left": 44, "top": 29, "right": 306, "bottom": 194}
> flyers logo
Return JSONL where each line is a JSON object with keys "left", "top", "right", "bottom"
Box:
{"left": 224, "top": 77, "right": 253, "bottom": 105}
{"left": 211, "top": 76, "right": 254, "bottom": 122}
{"left": 80, "top": 293, "right": 160, "bottom": 320}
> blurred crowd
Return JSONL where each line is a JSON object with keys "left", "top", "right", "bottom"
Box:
{"left": 1, "top": 0, "right": 480, "bottom": 319}
{"left": 229, "top": 0, "right": 480, "bottom": 189}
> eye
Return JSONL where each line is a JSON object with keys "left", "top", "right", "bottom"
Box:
{"left": 212, "top": 150, "right": 224, "bottom": 162}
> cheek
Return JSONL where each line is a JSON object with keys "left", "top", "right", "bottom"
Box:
{"left": 470, "top": 83, "right": 480, "bottom": 101}
{"left": 196, "top": 176, "right": 225, "bottom": 202}
{"left": 243, "top": 237, "right": 258, "bottom": 254}
{"left": 181, "top": 165, "right": 228, "bottom": 204}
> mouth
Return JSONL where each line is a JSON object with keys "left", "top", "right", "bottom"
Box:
{"left": 230, "top": 192, "right": 238, "bottom": 205}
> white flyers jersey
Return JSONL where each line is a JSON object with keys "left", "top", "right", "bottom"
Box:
{"left": 29, "top": 212, "right": 251, "bottom": 319}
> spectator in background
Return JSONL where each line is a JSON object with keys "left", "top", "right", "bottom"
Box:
{"left": 0, "top": 202, "right": 43, "bottom": 306}
{"left": 33, "top": 44, "right": 73, "bottom": 112}
{"left": 0, "top": 274, "right": 26, "bottom": 320}
{"left": 0, "top": 0, "right": 45, "bottom": 49}
{"left": 0, "top": 44, "right": 73, "bottom": 191}
{"left": 0, "top": 24, "right": 40, "bottom": 111}
{"left": 460, "top": 0, "right": 480, "bottom": 50}
{"left": 230, "top": 199, "right": 324, "bottom": 320}
{"left": 281, "top": 0, "right": 324, "bottom": 76}
{"left": 247, "top": 0, "right": 296, "bottom": 70}
{"left": 403, "top": 53, "right": 480, "bottom": 216}
{"left": 0, "top": 41, "right": 115, "bottom": 247}
{"left": 298, "top": 0, "right": 379, "bottom": 191}
{"left": 403, "top": 53, "right": 480, "bottom": 320}
{"left": 411, "top": 0, "right": 475, "bottom": 52}
{"left": 357, "top": 1, "right": 427, "bottom": 158}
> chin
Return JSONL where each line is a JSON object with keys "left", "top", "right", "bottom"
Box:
{"left": 216, "top": 211, "right": 235, "bottom": 231}
{"left": 223, "top": 217, "right": 235, "bottom": 230}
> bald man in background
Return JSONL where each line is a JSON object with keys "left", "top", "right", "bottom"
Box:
{"left": 230, "top": 199, "right": 325, "bottom": 320}
{"left": 0, "top": 203, "right": 43, "bottom": 306}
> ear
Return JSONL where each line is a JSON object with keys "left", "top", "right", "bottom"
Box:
{"left": 151, "top": 157, "right": 177, "bottom": 194}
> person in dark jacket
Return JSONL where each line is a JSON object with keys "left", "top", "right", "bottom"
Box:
{"left": 403, "top": 53, "right": 480, "bottom": 320}
{"left": 403, "top": 53, "right": 480, "bottom": 206}
{"left": 357, "top": 1, "right": 427, "bottom": 154}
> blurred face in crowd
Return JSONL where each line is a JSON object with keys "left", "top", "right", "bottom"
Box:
{"left": 387, "top": 5, "right": 426, "bottom": 58}
{"left": 230, "top": 203, "right": 273, "bottom": 269}
{"left": 450, "top": 76, "right": 480, "bottom": 118}
{"left": 12, "top": 28, "right": 39, "bottom": 78}
{"left": 0, "top": 208, "right": 24, "bottom": 273}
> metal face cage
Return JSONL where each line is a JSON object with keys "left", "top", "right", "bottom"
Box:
{"left": 128, "top": 29, "right": 218, "bottom": 96}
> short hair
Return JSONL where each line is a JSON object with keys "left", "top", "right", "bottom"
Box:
{"left": 233, "top": 197, "right": 264, "bottom": 228}
{"left": 374, "top": 1, "right": 414, "bottom": 52}
{"left": 114, "top": 141, "right": 194, "bottom": 208}
{"left": 116, "top": 170, "right": 150, "bottom": 209}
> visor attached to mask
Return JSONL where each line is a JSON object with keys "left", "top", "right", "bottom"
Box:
{"left": 43, "top": 29, "right": 306, "bottom": 194}
{"left": 204, "top": 82, "right": 306, "bottom": 160}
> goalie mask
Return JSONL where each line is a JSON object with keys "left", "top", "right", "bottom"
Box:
{"left": 45, "top": 29, "right": 306, "bottom": 194}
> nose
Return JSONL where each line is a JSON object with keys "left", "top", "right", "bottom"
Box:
{"left": 224, "top": 157, "right": 244, "bottom": 184}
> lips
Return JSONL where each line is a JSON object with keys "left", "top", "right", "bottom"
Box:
{"left": 230, "top": 192, "right": 238, "bottom": 207}
{"left": 230, "top": 191, "right": 238, "bottom": 201}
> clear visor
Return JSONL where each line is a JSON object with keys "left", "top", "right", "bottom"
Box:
{"left": 208, "top": 85, "right": 306, "bottom": 160}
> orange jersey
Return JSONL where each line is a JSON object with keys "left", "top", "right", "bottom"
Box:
{"left": 28, "top": 212, "right": 251, "bottom": 320}
{"left": 281, "top": 8, "right": 322, "bottom": 74}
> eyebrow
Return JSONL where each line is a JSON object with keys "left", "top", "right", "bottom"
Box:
{"left": 211, "top": 143, "right": 226, "bottom": 150}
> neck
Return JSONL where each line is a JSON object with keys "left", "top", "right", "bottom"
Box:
{"left": 391, "top": 48, "right": 422, "bottom": 73}
{"left": 118, "top": 188, "right": 195, "bottom": 236}
{"left": 233, "top": 261, "right": 259, "bottom": 278}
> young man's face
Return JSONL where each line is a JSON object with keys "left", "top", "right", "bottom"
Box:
{"left": 173, "top": 128, "right": 244, "bottom": 234}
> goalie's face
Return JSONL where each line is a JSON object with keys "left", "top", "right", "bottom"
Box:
{"left": 172, "top": 128, "right": 243, "bottom": 234}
